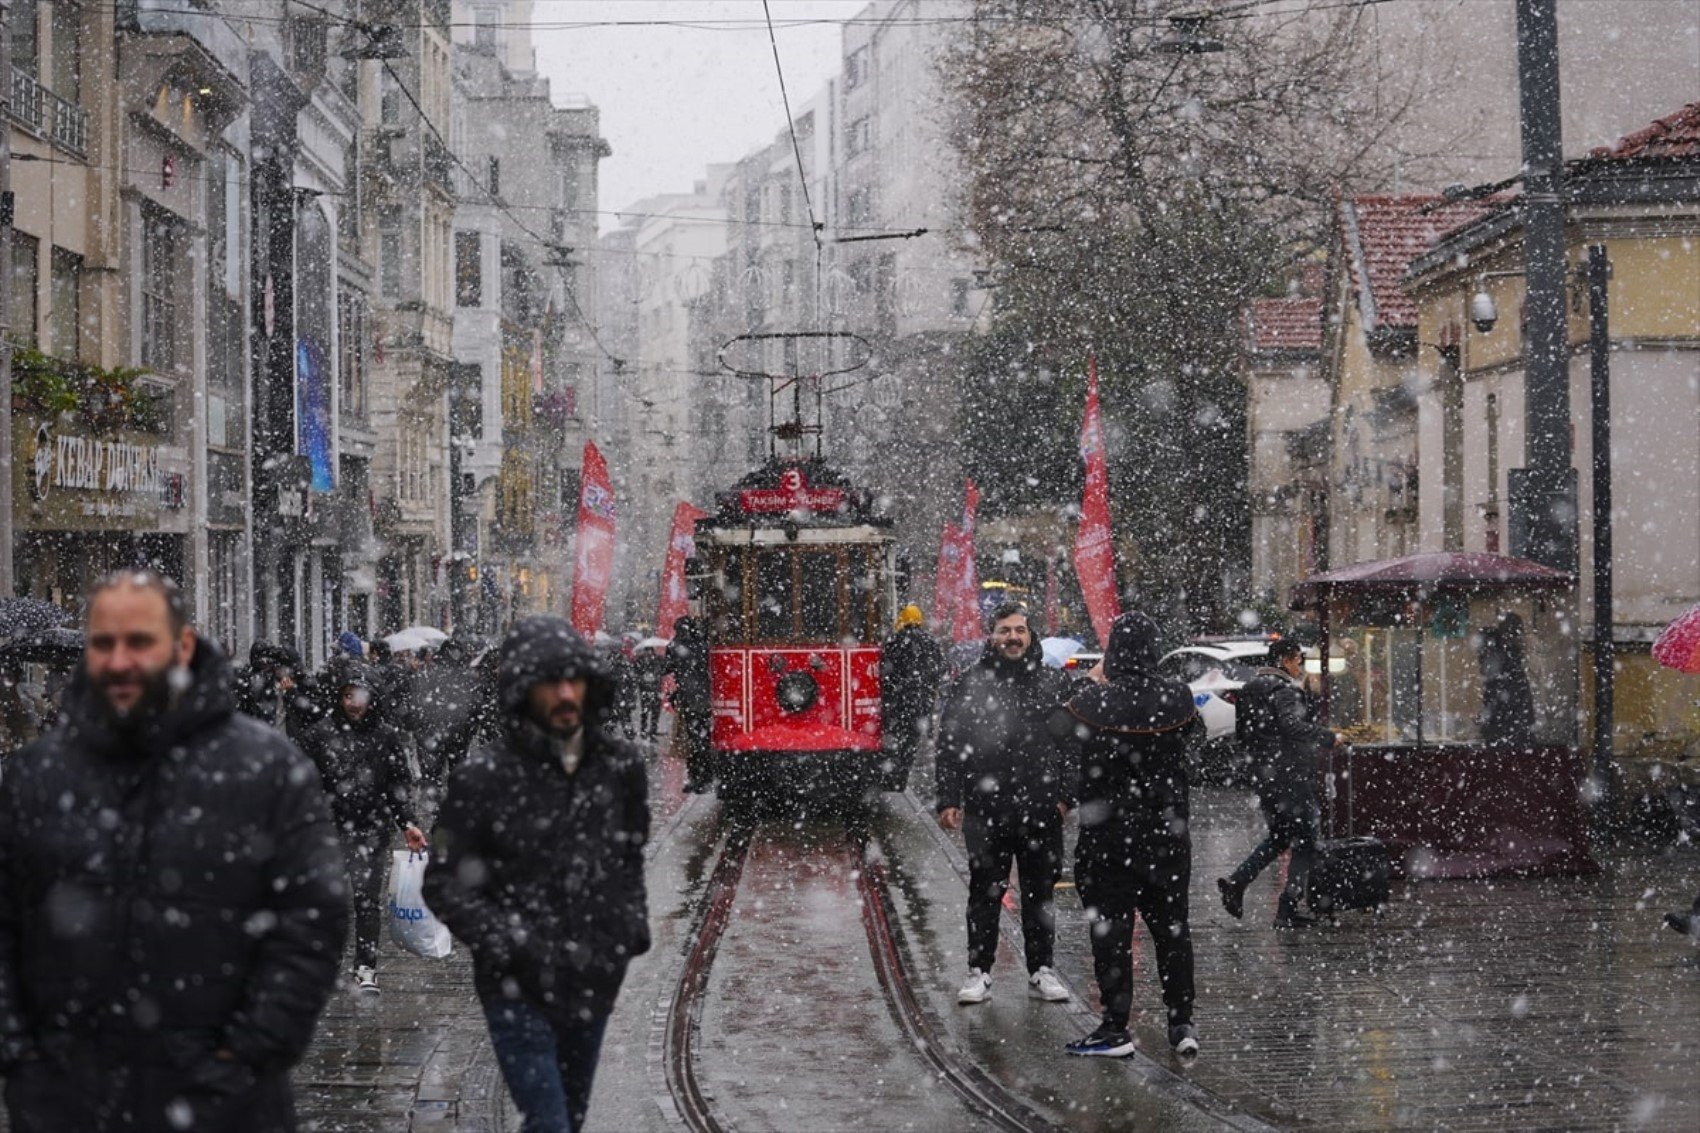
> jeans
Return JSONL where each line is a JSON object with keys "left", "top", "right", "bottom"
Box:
{"left": 1229, "top": 788, "right": 1319, "bottom": 916}
{"left": 482, "top": 995, "right": 613, "bottom": 1133}
{"left": 963, "top": 808, "right": 1063, "bottom": 974}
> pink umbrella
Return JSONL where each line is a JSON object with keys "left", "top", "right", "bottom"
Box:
{"left": 1651, "top": 604, "right": 1700, "bottom": 674}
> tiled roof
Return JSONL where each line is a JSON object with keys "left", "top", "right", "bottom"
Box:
{"left": 1245, "top": 297, "right": 1322, "bottom": 354}
{"left": 1339, "top": 196, "right": 1496, "bottom": 332}
{"left": 1588, "top": 101, "right": 1700, "bottom": 161}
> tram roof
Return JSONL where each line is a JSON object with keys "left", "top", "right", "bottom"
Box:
{"left": 703, "top": 456, "right": 889, "bottom": 529}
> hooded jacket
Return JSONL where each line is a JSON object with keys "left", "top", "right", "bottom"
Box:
{"left": 424, "top": 617, "right": 650, "bottom": 1010}
{"left": 1237, "top": 663, "right": 1335, "bottom": 803}
{"left": 0, "top": 640, "right": 348, "bottom": 1082}
{"left": 881, "top": 623, "right": 948, "bottom": 730}
{"left": 1055, "top": 613, "right": 1199, "bottom": 860}
{"left": 935, "top": 633, "right": 1072, "bottom": 815}
{"left": 302, "top": 659, "right": 415, "bottom": 840}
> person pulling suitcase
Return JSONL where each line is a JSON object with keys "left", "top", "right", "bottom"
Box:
{"left": 1217, "top": 638, "right": 1343, "bottom": 928}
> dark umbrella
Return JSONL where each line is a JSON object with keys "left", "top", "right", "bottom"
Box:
{"left": 0, "top": 598, "right": 73, "bottom": 642}
{"left": 0, "top": 627, "right": 83, "bottom": 667}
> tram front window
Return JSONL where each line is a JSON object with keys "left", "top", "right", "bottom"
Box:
{"left": 799, "top": 551, "right": 840, "bottom": 639}
{"left": 756, "top": 550, "right": 795, "bottom": 640}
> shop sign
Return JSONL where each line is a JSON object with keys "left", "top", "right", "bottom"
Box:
{"left": 29, "top": 423, "right": 166, "bottom": 502}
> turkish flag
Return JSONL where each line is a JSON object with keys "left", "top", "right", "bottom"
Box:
{"left": 657, "top": 501, "right": 709, "bottom": 638}
{"left": 953, "top": 481, "right": 982, "bottom": 644}
{"left": 570, "top": 441, "right": 616, "bottom": 637}
{"left": 1073, "top": 356, "right": 1120, "bottom": 647}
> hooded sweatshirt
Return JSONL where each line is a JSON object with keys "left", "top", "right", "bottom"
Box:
{"left": 935, "top": 632, "right": 1072, "bottom": 815}
{"left": 425, "top": 617, "right": 650, "bottom": 1009}
{"left": 302, "top": 659, "right": 415, "bottom": 839}
{"left": 1056, "top": 612, "right": 1200, "bottom": 851}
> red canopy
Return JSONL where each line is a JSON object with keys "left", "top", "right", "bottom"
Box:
{"left": 1291, "top": 552, "right": 1573, "bottom": 610}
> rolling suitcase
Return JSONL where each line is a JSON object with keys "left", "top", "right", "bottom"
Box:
{"left": 1308, "top": 836, "right": 1391, "bottom": 915}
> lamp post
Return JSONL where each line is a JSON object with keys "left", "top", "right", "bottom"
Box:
{"left": 1587, "top": 244, "right": 1616, "bottom": 810}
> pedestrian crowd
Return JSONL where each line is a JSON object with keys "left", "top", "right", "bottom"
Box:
{"left": 0, "top": 572, "right": 1693, "bottom": 1133}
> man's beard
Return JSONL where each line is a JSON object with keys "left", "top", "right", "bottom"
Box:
{"left": 530, "top": 704, "right": 583, "bottom": 739}
{"left": 96, "top": 665, "right": 177, "bottom": 733}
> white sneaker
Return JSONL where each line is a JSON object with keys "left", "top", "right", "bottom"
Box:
{"left": 354, "top": 965, "right": 380, "bottom": 994}
{"left": 957, "top": 968, "right": 992, "bottom": 1004}
{"left": 1028, "top": 966, "right": 1069, "bottom": 1002}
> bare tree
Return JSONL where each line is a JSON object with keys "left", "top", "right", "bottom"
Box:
{"left": 941, "top": 0, "right": 1435, "bottom": 629}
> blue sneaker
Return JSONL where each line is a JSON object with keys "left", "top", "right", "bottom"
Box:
{"left": 1065, "top": 1024, "right": 1135, "bottom": 1058}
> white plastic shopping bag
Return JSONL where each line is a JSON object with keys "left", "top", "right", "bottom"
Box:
{"left": 388, "top": 849, "right": 453, "bottom": 959}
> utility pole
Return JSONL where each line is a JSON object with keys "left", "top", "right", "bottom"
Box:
{"left": 1588, "top": 244, "right": 1616, "bottom": 808}
{"left": 1512, "top": 0, "right": 1575, "bottom": 572}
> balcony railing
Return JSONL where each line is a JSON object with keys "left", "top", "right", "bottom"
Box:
{"left": 9, "top": 68, "right": 88, "bottom": 157}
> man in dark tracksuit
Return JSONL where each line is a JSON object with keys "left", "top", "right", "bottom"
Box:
{"left": 426, "top": 617, "right": 650, "bottom": 1133}
{"left": 1054, "top": 611, "right": 1201, "bottom": 1058}
{"left": 0, "top": 572, "right": 347, "bottom": 1132}
{"left": 936, "top": 603, "right": 1073, "bottom": 1006}
{"left": 1218, "top": 638, "right": 1343, "bottom": 928}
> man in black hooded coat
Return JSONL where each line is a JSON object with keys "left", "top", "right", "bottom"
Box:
{"left": 0, "top": 572, "right": 347, "bottom": 1132}
{"left": 302, "top": 658, "right": 426, "bottom": 994}
{"left": 425, "top": 616, "right": 649, "bottom": 1133}
{"left": 935, "top": 602, "right": 1074, "bottom": 1005}
{"left": 1053, "top": 611, "right": 1201, "bottom": 1058}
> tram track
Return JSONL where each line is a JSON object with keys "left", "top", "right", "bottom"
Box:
{"left": 662, "top": 807, "right": 1064, "bottom": 1133}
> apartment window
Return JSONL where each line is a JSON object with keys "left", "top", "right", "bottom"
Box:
{"left": 339, "top": 289, "right": 368, "bottom": 422}
{"left": 847, "top": 117, "right": 871, "bottom": 156}
{"left": 141, "top": 215, "right": 178, "bottom": 371}
{"left": 380, "top": 68, "right": 402, "bottom": 125}
{"left": 49, "top": 247, "right": 80, "bottom": 360}
{"left": 952, "top": 278, "right": 972, "bottom": 318}
{"left": 286, "top": 16, "right": 328, "bottom": 74}
{"left": 473, "top": 8, "right": 497, "bottom": 49}
{"left": 378, "top": 207, "right": 403, "bottom": 299}
{"left": 847, "top": 186, "right": 874, "bottom": 226}
{"left": 12, "top": 0, "right": 38, "bottom": 75}
{"left": 9, "top": 232, "right": 38, "bottom": 346}
{"left": 338, "top": 140, "right": 362, "bottom": 253}
{"left": 844, "top": 47, "right": 869, "bottom": 90}
{"left": 487, "top": 156, "right": 500, "bottom": 198}
{"left": 455, "top": 231, "right": 482, "bottom": 307}
{"left": 49, "top": 0, "right": 81, "bottom": 101}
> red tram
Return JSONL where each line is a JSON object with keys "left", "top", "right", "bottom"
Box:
{"left": 691, "top": 457, "right": 898, "bottom": 800}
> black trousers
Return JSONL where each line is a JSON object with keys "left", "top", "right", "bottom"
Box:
{"left": 1228, "top": 785, "right": 1319, "bottom": 915}
{"left": 1076, "top": 827, "right": 1195, "bottom": 1030}
{"left": 963, "top": 807, "right": 1063, "bottom": 974}
{"left": 342, "top": 829, "right": 391, "bottom": 971}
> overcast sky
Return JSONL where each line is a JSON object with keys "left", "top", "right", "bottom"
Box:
{"left": 531, "top": 0, "right": 869, "bottom": 228}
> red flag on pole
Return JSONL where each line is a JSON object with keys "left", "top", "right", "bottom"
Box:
{"left": 954, "top": 480, "right": 982, "bottom": 644}
{"left": 935, "top": 522, "right": 963, "bottom": 639}
{"left": 570, "top": 441, "right": 616, "bottom": 637}
{"left": 1074, "top": 355, "right": 1120, "bottom": 646}
{"left": 656, "top": 501, "right": 708, "bottom": 638}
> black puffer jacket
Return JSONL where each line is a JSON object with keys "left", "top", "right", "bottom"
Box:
{"left": 935, "top": 635, "right": 1072, "bottom": 815}
{"left": 1238, "top": 666, "right": 1335, "bottom": 806}
{"left": 0, "top": 640, "right": 348, "bottom": 1075}
{"left": 302, "top": 661, "right": 415, "bottom": 841}
{"left": 880, "top": 624, "right": 948, "bottom": 730}
{"left": 425, "top": 617, "right": 650, "bottom": 1009}
{"left": 1055, "top": 613, "right": 1200, "bottom": 865}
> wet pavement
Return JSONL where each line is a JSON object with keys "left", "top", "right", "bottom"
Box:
{"left": 11, "top": 733, "right": 1694, "bottom": 1131}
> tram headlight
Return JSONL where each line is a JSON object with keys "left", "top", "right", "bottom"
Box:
{"left": 774, "top": 670, "right": 820, "bottom": 714}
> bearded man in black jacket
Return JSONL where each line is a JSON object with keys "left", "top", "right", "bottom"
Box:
{"left": 0, "top": 572, "right": 347, "bottom": 1132}
{"left": 1055, "top": 611, "right": 1202, "bottom": 1059}
{"left": 936, "top": 602, "right": 1073, "bottom": 1007}
{"left": 425, "top": 616, "right": 649, "bottom": 1133}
